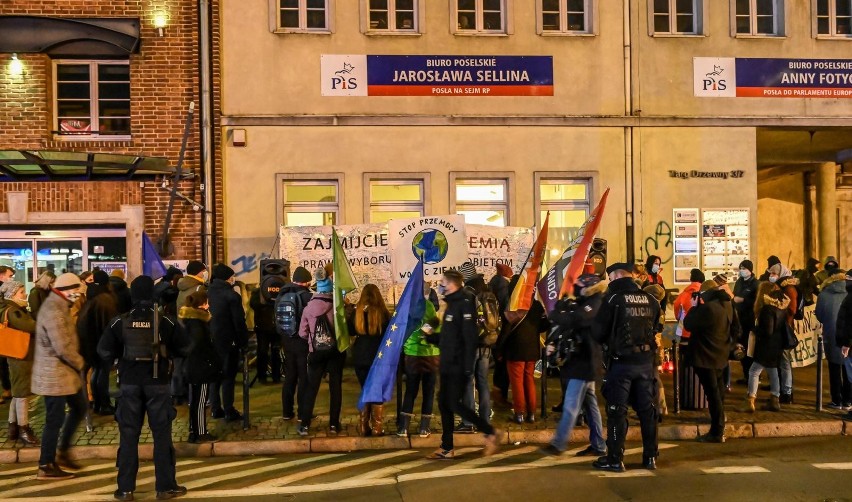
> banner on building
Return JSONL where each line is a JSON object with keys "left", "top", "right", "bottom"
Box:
{"left": 694, "top": 57, "right": 852, "bottom": 98}
{"left": 389, "top": 215, "right": 468, "bottom": 283}
{"left": 787, "top": 304, "right": 824, "bottom": 368}
{"left": 321, "top": 55, "right": 554, "bottom": 97}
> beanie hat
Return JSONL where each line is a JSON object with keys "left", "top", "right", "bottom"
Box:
{"left": 55, "top": 272, "right": 82, "bottom": 292}
{"left": 643, "top": 284, "right": 666, "bottom": 302}
{"left": 825, "top": 256, "right": 839, "bottom": 269}
{"left": 495, "top": 263, "right": 513, "bottom": 279}
{"left": 699, "top": 280, "right": 719, "bottom": 293}
{"left": 458, "top": 262, "right": 480, "bottom": 282}
{"left": 292, "top": 266, "right": 312, "bottom": 284}
{"left": 713, "top": 273, "right": 729, "bottom": 286}
{"left": 314, "top": 267, "right": 332, "bottom": 293}
{"left": 92, "top": 270, "right": 110, "bottom": 286}
{"left": 186, "top": 260, "right": 207, "bottom": 277}
{"left": 211, "top": 263, "right": 235, "bottom": 281}
{"left": 110, "top": 269, "right": 125, "bottom": 280}
{"left": 130, "top": 275, "right": 155, "bottom": 304}
{"left": 739, "top": 260, "right": 754, "bottom": 273}
{"left": 767, "top": 255, "right": 781, "bottom": 270}
{"left": 689, "top": 269, "right": 705, "bottom": 283}
{"left": 0, "top": 280, "right": 24, "bottom": 300}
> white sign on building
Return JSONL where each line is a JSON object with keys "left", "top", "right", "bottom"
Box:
{"left": 693, "top": 57, "right": 736, "bottom": 98}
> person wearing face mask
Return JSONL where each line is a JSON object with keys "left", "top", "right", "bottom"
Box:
{"left": 0, "top": 266, "right": 16, "bottom": 405}
{"left": 765, "top": 255, "right": 799, "bottom": 404}
{"left": 816, "top": 268, "right": 851, "bottom": 410}
{"left": 206, "top": 264, "right": 248, "bottom": 422}
{"left": 733, "top": 260, "right": 759, "bottom": 381}
{"left": 76, "top": 270, "right": 119, "bottom": 415}
{"left": 179, "top": 291, "right": 222, "bottom": 443}
{"left": 31, "top": 273, "right": 87, "bottom": 480}
{"left": 836, "top": 272, "right": 852, "bottom": 420}
{"left": 642, "top": 255, "right": 667, "bottom": 313}
{"left": 0, "top": 280, "right": 40, "bottom": 446}
{"left": 176, "top": 261, "right": 209, "bottom": 314}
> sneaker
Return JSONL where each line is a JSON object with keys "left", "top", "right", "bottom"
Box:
{"left": 592, "top": 456, "right": 626, "bottom": 473}
{"left": 156, "top": 486, "right": 187, "bottom": 500}
{"left": 328, "top": 425, "right": 339, "bottom": 436}
{"left": 539, "top": 444, "right": 563, "bottom": 456}
{"left": 483, "top": 429, "right": 504, "bottom": 457}
{"left": 843, "top": 403, "right": 852, "bottom": 411}
{"left": 576, "top": 445, "right": 607, "bottom": 457}
{"left": 37, "top": 463, "right": 74, "bottom": 480}
{"left": 282, "top": 414, "right": 295, "bottom": 421}
{"left": 418, "top": 427, "right": 432, "bottom": 438}
{"left": 525, "top": 413, "right": 536, "bottom": 424}
{"left": 509, "top": 414, "right": 524, "bottom": 424}
{"left": 113, "top": 490, "right": 135, "bottom": 501}
{"left": 642, "top": 456, "right": 657, "bottom": 470}
{"left": 396, "top": 429, "right": 408, "bottom": 438}
{"left": 426, "top": 448, "right": 455, "bottom": 460}
{"left": 827, "top": 402, "right": 843, "bottom": 410}
{"left": 297, "top": 425, "right": 309, "bottom": 437}
{"left": 454, "top": 424, "right": 476, "bottom": 434}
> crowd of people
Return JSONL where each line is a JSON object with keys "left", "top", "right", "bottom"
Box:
{"left": 0, "top": 250, "right": 850, "bottom": 496}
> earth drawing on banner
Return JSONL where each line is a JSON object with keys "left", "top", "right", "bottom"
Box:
{"left": 411, "top": 229, "right": 448, "bottom": 264}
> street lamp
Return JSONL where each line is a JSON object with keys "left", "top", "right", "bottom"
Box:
{"left": 9, "top": 54, "right": 23, "bottom": 77}
{"left": 153, "top": 10, "right": 169, "bottom": 37}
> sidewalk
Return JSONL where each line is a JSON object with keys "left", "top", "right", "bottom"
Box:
{"left": 1, "top": 358, "right": 848, "bottom": 463}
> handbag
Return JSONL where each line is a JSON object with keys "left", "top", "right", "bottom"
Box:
{"left": 784, "top": 323, "right": 799, "bottom": 351}
{"left": 0, "top": 309, "right": 30, "bottom": 359}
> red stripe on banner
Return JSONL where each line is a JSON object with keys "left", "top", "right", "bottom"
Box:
{"left": 368, "top": 85, "right": 554, "bottom": 96}
{"left": 737, "top": 87, "right": 852, "bottom": 98}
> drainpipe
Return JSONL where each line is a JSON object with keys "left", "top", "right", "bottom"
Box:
{"left": 199, "top": 0, "right": 215, "bottom": 264}
{"left": 623, "top": 0, "right": 636, "bottom": 262}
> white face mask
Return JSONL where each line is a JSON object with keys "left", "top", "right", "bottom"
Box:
{"left": 200, "top": 270, "right": 209, "bottom": 282}
{"left": 739, "top": 269, "right": 751, "bottom": 279}
{"left": 651, "top": 264, "right": 660, "bottom": 274}
{"left": 768, "top": 276, "right": 778, "bottom": 283}
{"left": 66, "top": 291, "right": 82, "bottom": 302}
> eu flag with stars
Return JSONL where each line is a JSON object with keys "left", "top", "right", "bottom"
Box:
{"left": 357, "top": 259, "right": 425, "bottom": 411}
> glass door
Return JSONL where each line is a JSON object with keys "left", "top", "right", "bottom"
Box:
{"left": 35, "top": 240, "right": 84, "bottom": 277}
{"left": 0, "top": 240, "right": 36, "bottom": 292}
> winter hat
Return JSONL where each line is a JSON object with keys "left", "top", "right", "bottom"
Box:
{"left": 739, "top": 260, "right": 754, "bottom": 273}
{"left": 458, "top": 262, "right": 481, "bottom": 282}
{"left": 314, "top": 267, "right": 332, "bottom": 293}
{"left": 130, "top": 275, "right": 155, "bottom": 304}
{"left": 163, "top": 266, "right": 183, "bottom": 282}
{"left": 713, "top": 273, "right": 729, "bottom": 286}
{"left": 211, "top": 263, "right": 235, "bottom": 281}
{"left": 689, "top": 269, "right": 705, "bottom": 283}
{"left": 495, "top": 263, "right": 513, "bottom": 279}
{"left": 606, "top": 262, "right": 635, "bottom": 274}
{"left": 825, "top": 256, "right": 839, "bottom": 269}
{"left": 767, "top": 255, "right": 781, "bottom": 270}
{"left": 292, "top": 266, "right": 312, "bottom": 284}
{"left": 0, "top": 280, "right": 24, "bottom": 300}
{"left": 92, "top": 270, "right": 110, "bottom": 286}
{"left": 186, "top": 260, "right": 207, "bottom": 277}
{"left": 110, "top": 269, "right": 126, "bottom": 280}
{"left": 699, "top": 280, "right": 719, "bottom": 293}
{"left": 54, "top": 272, "right": 82, "bottom": 292}
{"left": 768, "top": 263, "right": 783, "bottom": 276}
{"left": 643, "top": 284, "right": 666, "bottom": 302}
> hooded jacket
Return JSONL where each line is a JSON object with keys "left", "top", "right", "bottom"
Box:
{"left": 76, "top": 283, "right": 119, "bottom": 367}
{"left": 815, "top": 273, "right": 848, "bottom": 364}
{"left": 178, "top": 306, "right": 222, "bottom": 384}
{"left": 32, "top": 292, "right": 85, "bottom": 396}
{"left": 207, "top": 278, "right": 249, "bottom": 356}
{"left": 683, "top": 288, "right": 741, "bottom": 369}
{"left": 753, "top": 293, "right": 791, "bottom": 368}
{"left": 176, "top": 275, "right": 207, "bottom": 312}
{"left": 547, "top": 280, "right": 606, "bottom": 381}
{"left": 298, "top": 292, "right": 335, "bottom": 353}
{"left": 733, "top": 274, "right": 759, "bottom": 342}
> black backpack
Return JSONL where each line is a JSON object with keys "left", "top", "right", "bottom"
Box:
{"left": 465, "top": 287, "right": 501, "bottom": 347}
{"left": 275, "top": 290, "right": 306, "bottom": 339}
{"left": 311, "top": 311, "right": 336, "bottom": 353}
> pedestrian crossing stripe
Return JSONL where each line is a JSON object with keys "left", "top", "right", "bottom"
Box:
{"left": 590, "top": 470, "right": 656, "bottom": 478}
{"left": 812, "top": 462, "right": 852, "bottom": 470}
{"left": 349, "top": 448, "right": 481, "bottom": 481}
{"left": 0, "top": 460, "right": 121, "bottom": 489}
{"left": 251, "top": 450, "right": 416, "bottom": 488}
{"left": 701, "top": 466, "right": 770, "bottom": 474}
{"left": 182, "top": 453, "right": 344, "bottom": 490}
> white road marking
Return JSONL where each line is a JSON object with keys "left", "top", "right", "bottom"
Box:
{"left": 446, "top": 445, "right": 539, "bottom": 469}
{"left": 0, "top": 461, "right": 119, "bottom": 488}
{"left": 590, "top": 470, "right": 656, "bottom": 478}
{"left": 813, "top": 462, "right": 852, "bottom": 470}
{"left": 701, "top": 466, "right": 770, "bottom": 474}
{"left": 349, "top": 448, "right": 481, "bottom": 480}
{"left": 251, "top": 450, "right": 416, "bottom": 487}
{"left": 182, "top": 453, "right": 344, "bottom": 490}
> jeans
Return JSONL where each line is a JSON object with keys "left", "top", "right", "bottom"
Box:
{"left": 282, "top": 336, "right": 309, "bottom": 418}
{"left": 438, "top": 372, "right": 494, "bottom": 451}
{"left": 507, "top": 360, "right": 537, "bottom": 416}
{"left": 748, "top": 362, "right": 780, "bottom": 397}
{"left": 694, "top": 367, "right": 726, "bottom": 437}
{"left": 301, "top": 349, "right": 345, "bottom": 427}
{"left": 778, "top": 357, "right": 793, "bottom": 394}
{"left": 39, "top": 392, "right": 87, "bottom": 465}
{"left": 256, "top": 329, "right": 281, "bottom": 381}
{"left": 402, "top": 366, "right": 437, "bottom": 417}
{"left": 551, "top": 379, "right": 605, "bottom": 452}
{"left": 462, "top": 347, "right": 492, "bottom": 426}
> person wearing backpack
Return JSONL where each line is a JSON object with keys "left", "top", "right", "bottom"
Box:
{"left": 737, "top": 282, "right": 787, "bottom": 413}
{"left": 98, "top": 276, "right": 191, "bottom": 501}
{"left": 348, "top": 283, "right": 391, "bottom": 436}
{"left": 297, "top": 268, "right": 344, "bottom": 437}
{"left": 767, "top": 256, "right": 800, "bottom": 403}
{"left": 179, "top": 291, "right": 222, "bottom": 444}
{"left": 275, "top": 266, "right": 313, "bottom": 421}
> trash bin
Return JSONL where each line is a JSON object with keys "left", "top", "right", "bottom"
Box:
{"left": 677, "top": 341, "right": 708, "bottom": 410}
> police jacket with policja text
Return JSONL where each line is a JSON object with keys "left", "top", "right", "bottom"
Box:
{"left": 593, "top": 277, "right": 660, "bottom": 365}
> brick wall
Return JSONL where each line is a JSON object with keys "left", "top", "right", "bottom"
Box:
{"left": 0, "top": 0, "right": 203, "bottom": 260}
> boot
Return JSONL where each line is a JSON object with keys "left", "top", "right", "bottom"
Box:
{"left": 19, "top": 425, "right": 40, "bottom": 447}
{"left": 370, "top": 404, "right": 385, "bottom": 436}
{"left": 418, "top": 415, "right": 433, "bottom": 438}
{"left": 765, "top": 395, "right": 781, "bottom": 412}
{"left": 738, "top": 396, "right": 756, "bottom": 413}
{"left": 8, "top": 422, "right": 18, "bottom": 441}
{"left": 359, "top": 407, "right": 372, "bottom": 437}
{"left": 396, "top": 413, "right": 411, "bottom": 437}
{"left": 779, "top": 392, "right": 793, "bottom": 404}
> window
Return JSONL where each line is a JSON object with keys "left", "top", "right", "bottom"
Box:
{"left": 456, "top": 0, "right": 505, "bottom": 33}
{"left": 282, "top": 180, "right": 339, "bottom": 226}
{"left": 651, "top": 0, "right": 702, "bottom": 34}
{"left": 540, "top": 0, "right": 592, "bottom": 33}
{"left": 453, "top": 178, "right": 508, "bottom": 227}
{"left": 54, "top": 61, "right": 130, "bottom": 138}
{"left": 817, "top": 0, "right": 852, "bottom": 36}
{"left": 278, "top": 0, "right": 329, "bottom": 31}
{"left": 367, "top": 0, "right": 417, "bottom": 31}
{"left": 537, "top": 178, "right": 591, "bottom": 264}
{"left": 734, "top": 0, "right": 782, "bottom": 35}
{"left": 368, "top": 179, "right": 424, "bottom": 223}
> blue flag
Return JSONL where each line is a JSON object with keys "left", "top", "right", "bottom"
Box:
{"left": 357, "top": 260, "right": 425, "bottom": 411}
{"left": 142, "top": 232, "right": 168, "bottom": 279}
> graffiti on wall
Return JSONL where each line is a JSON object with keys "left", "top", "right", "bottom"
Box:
{"left": 230, "top": 252, "right": 272, "bottom": 277}
{"left": 640, "top": 221, "right": 673, "bottom": 264}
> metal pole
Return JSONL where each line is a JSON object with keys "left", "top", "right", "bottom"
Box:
{"left": 242, "top": 348, "right": 250, "bottom": 430}
{"left": 396, "top": 360, "right": 403, "bottom": 429}
{"left": 816, "top": 334, "right": 824, "bottom": 411}
{"left": 672, "top": 339, "right": 680, "bottom": 414}
{"left": 80, "top": 371, "right": 94, "bottom": 433}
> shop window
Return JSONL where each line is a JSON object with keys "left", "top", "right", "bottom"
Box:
{"left": 651, "top": 0, "right": 703, "bottom": 35}
{"left": 366, "top": 0, "right": 418, "bottom": 31}
{"left": 369, "top": 179, "right": 424, "bottom": 223}
{"left": 816, "top": 0, "right": 852, "bottom": 36}
{"left": 734, "top": 0, "right": 783, "bottom": 35}
{"left": 453, "top": 178, "right": 508, "bottom": 227}
{"left": 278, "top": 0, "right": 330, "bottom": 32}
{"left": 537, "top": 178, "right": 591, "bottom": 263}
{"left": 283, "top": 180, "right": 339, "bottom": 226}
{"left": 54, "top": 61, "right": 130, "bottom": 139}
{"left": 455, "top": 0, "right": 507, "bottom": 33}
{"left": 540, "top": 0, "right": 593, "bottom": 34}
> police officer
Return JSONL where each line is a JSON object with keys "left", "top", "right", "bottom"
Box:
{"left": 592, "top": 263, "right": 661, "bottom": 472}
{"left": 98, "top": 276, "right": 190, "bottom": 501}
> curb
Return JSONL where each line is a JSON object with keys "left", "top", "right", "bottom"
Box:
{"left": 1, "top": 420, "right": 847, "bottom": 464}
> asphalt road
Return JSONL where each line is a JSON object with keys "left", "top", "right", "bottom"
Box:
{"left": 1, "top": 436, "right": 850, "bottom": 501}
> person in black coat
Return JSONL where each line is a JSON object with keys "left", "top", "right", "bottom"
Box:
{"left": 153, "top": 267, "right": 183, "bottom": 316}
{"left": 738, "top": 283, "right": 788, "bottom": 413}
{"left": 488, "top": 265, "right": 513, "bottom": 407}
{"left": 206, "top": 264, "right": 249, "bottom": 422}
{"left": 108, "top": 269, "right": 132, "bottom": 314}
{"left": 249, "top": 286, "right": 281, "bottom": 384}
{"left": 178, "top": 291, "right": 222, "bottom": 443}
{"left": 683, "top": 281, "right": 741, "bottom": 443}
{"left": 76, "top": 270, "right": 118, "bottom": 415}
{"left": 833, "top": 272, "right": 852, "bottom": 419}
{"left": 733, "top": 260, "right": 759, "bottom": 380}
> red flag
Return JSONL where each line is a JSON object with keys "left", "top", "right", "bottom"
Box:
{"left": 506, "top": 212, "right": 549, "bottom": 325}
{"left": 557, "top": 188, "right": 611, "bottom": 298}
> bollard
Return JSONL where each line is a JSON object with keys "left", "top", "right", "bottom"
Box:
{"left": 816, "top": 334, "right": 824, "bottom": 412}
{"left": 672, "top": 339, "right": 680, "bottom": 414}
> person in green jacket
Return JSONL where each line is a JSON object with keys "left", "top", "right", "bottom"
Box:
{"left": 397, "top": 287, "right": 441, "bottom": 438}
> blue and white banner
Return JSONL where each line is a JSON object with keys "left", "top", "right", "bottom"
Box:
{"left": 694, "top": 57, "right": 852, "bottom": 98}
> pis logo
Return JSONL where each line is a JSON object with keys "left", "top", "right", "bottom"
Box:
{"left": 331, "top": 62, "right": 357, "bottom": 90}
{"left": 702, "top": 65, "right": 727, "bottom": 91}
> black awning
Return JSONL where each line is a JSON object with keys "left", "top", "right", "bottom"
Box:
{"left": 0, "top": 16, "right": 140, "bottom": 57}
{"left": 0, "top": 150, "right": 193, "bottom": 182}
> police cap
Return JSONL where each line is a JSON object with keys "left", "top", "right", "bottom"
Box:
{"left": 605, "top": 262, "right": 634, "bottom": 274}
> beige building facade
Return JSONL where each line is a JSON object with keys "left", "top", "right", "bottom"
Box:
{"left": 218, "top": 0, "right": 851, "bottom": 288}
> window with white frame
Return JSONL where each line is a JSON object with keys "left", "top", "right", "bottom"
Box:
{"left": 282, "top": 180, "right": 339, "bottom": 226}
{"left": 279, "top": 0, "right": 329, "bottom": 31}
{"left": 537, "top": 178, "right": 591, "bottom": 264}
{"left": 734, "top": 0, "right": 782, "bottom": 35}
{"left": 541, "top": 0, "right": 592, "bottom": 33}
{"left": 368, "top": 0, "right": 417, "bottom": 31}
{"left": 817, "top": 0, "right": 852, "bottom": 36}
{"left": 54, "top": 61, "right": 130, "bottom": 138}
{"left": 456, "top": 0, "right": 505, "bottom": 32}
{"left": 651, "top": 0, "right": 702, "bottom": 34}
{"left": 368, "top": 179, "right": 424, "bottom": 223}
{"left": 453, "top": 178, "right": 508, "bottom": 227}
